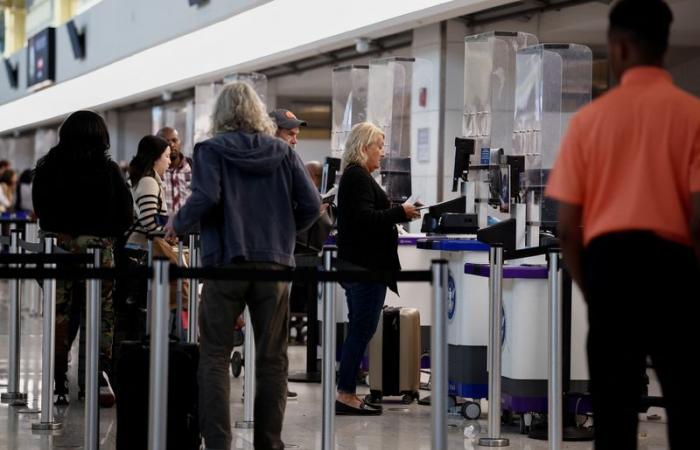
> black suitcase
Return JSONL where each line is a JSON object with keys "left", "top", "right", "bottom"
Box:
{"left": 115, "top": 338, "right": 200, "bottom": 450}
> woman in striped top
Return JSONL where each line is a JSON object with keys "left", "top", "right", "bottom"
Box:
{"left": 126, "top": 135, "right": 171, "bottom": 249}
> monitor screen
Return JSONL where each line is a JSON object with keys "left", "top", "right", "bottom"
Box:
{"left": 427, "top": 196, "right": 466, "bottom": 218}
{"left": 453, "top": 137, "right": 475, "bottom": 192}
{"left": 321, "top": 157, "right": 341, "bottom": 195}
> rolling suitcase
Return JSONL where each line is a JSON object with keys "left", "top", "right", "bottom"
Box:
{"left": 367, "top": 306, "right": 421, "bottom": 404}
{"left": 115, "top": 338, "right": 200, "bottom": 450}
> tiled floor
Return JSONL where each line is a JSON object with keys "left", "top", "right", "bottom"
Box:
{"left": 0, "top": 282, "right": 670, "bottom": 449}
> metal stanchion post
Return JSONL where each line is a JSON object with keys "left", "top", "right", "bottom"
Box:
{"left": 84, "top": 247, "right": 101, "bottom": 450}
{"left": 23, "top": 222, "right": 41, "bottom": 317}
{"left": 187, "top": 233, "right": 199, "bottom": 343}
{"left": 32, "top": 235, "right": 62, "bottom": 431}
{"left": 146, "top": 237, "right": 154, "bottom": 331}
{"left": 176, "top": 240, "right": 185, "bottom": 340}
{"left": 431, "top": 259, "right": 448, "bottom": 450}
{"left": 235, "top": 308, "right": 255, "bottom": 429}
{"left": 548, "top": 250, "right": 563, "bottom": 450}
{"left": 479, "top": 245, "right": 509, "bottom": 447}
{"left": 321, "top": 245, "right": 337, "bottom": 450}
{"left": 148, "top": 259, "right": 170, "bottom": 450}
{"left": 2, "top": 229, "right": 27, "bottom": 405}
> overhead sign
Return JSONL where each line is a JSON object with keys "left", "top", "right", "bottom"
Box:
{"left": 27, "top": 27, "right": 56, "bottom": 90}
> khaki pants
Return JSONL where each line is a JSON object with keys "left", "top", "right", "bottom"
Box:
{"left": 198, "top": 261, "right": 290, "bottom": 450}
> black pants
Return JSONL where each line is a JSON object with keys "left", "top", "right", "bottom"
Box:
{"left": 198, "top": 261, "right": 290, "bottom": 450}
{"left": 583, "top": 232, "right": 699, "bottom": 450}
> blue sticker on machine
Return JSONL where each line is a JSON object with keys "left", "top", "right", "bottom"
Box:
{"left": 480, "top": 148, "right": 490, "bottom": 165}
{"left": 447, "top": 270, "right": 456, "bottom": 320}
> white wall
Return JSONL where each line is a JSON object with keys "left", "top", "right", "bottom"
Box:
{"left": 0, "top": 135, "right": 35, "bottom": 171}
{"left": 117, "top": 108, "right": 152, "bottom": 164}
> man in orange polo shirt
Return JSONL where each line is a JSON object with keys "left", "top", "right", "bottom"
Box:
{"left": 546, "top": 0, "right": 700, "bottom": 448}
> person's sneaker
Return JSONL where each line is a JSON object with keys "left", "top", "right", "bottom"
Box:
{"left": 98, "top": 371, "right": 116, "bottom": 408}
{"left": 287, "top": 390, "right": 298, "bottom": 401}
{"left": 54, "top": 377, "right": 70, "bottom": 405}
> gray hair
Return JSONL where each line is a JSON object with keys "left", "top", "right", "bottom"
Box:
{"left": 210, "top": 82, "right": 275, "bottom": 136}
{"left": 341, "top": 122, "right": 385, "bottom": 171}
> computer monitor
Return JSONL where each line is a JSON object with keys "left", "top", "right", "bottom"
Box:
{"left": 428, "top": 196, "right": 466, "bottom": 218}
{"left": 452, "top": 137, "right": 475, "bottom": 192}
{"left": 321, "top": 157, "right": 341, "bottom": 195}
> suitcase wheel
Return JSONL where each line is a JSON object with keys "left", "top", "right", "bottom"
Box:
{"left": 401, "top": 393, "right": 416, "bottom": 405}
{"left": 230, "top": 351, "right": 243, "bottom": 378}
{"left": 461, "top": 401, "right": 481, "bottom": 420}
{"left": 365, "top": 392, "right": 383, "bottom": 405}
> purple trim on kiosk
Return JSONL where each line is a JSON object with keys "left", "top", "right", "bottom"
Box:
{"left": 503, "top": 394, "right": 547, "bottom": 414}
{"left": 416, "top": 238, "right": 489, "bottom": 252}
{"left": 398, "top": 236, "right": 421, "bottom": 246}
{"left": 464, "top": 263, "right": 548, "bottom": 279}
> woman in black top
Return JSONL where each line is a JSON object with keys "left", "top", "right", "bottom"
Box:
{"left": 335, "top": 122, "right": 421, "bottom": 415}
{"left": 32, "top": 110, "right": 133, "bottom": 405}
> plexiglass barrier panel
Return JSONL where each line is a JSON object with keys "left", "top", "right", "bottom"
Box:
{"left": 331, "top": 65, "right": 369, "bottom": 158}
{"left": 368, "top": 57, "right": 431, "bottom": 204}
{"left": 194, "top": 72, "right": 268, "bottom": 144}
{"left": 512, "top": 44, "right": 592, "bottom": 225}
{"left": 463, "top": 31, "right": 538, "bottom": 163}
{"left": 223, "top": 72, "right": 268, "bottom": 106}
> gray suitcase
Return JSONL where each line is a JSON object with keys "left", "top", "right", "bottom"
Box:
{"left": 367, "top": 306, "right": 420, "bottom": 404}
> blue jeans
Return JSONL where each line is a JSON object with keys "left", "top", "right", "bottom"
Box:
{"left": 337, "top": 282, "right": 387, "bottom": 394}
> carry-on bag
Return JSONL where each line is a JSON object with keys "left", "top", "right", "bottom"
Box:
{"left": 115, "top": 337, "right": 200, "bottom": 450}
{"left": 367, "top": 306, "right": 421, "bottom": 404}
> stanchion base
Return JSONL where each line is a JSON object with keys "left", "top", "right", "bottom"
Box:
{"left": 1, "top": 392, "right": 28, "bottom": 402}
{"left": 288, "top": 371, "right": 321, "bottom": 383}
{"left": 32, "top": 422, "right": 63, "bottom": 431}
{"left": 234, "top": 421, "right": 254, "bottom": 429}
{"left": 478, "top": 437, "right": 510, "bottom": 447}
{"left": 9, "top": 398, "right": 28, "bottom": 406}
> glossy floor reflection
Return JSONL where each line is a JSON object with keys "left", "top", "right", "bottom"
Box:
{"left": 0, "top": 281, "right": 669, "bottom": 449}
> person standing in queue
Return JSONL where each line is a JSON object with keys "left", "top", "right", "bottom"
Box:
{"left": 546, "top": 1, "right": 700, "bottom": 448}
{"left": 165, "top": 81, "right": 320, "bottom": 450}
{"left": 270, "top": 108, "right": 306, "bottom": 150}
{"left": 270, "top": 107, "right": 310, "bottom": 399}
{"left": 158, "top": 126, "right": 192, "bottom": 216}
{"left": 32, "top": 110, "right": 133, "bottom": 407}
{"left": 335, "top": 122, "right": 421, "bottom": 415}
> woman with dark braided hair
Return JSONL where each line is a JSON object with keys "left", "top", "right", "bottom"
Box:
{"left": 32, "top": 110, "right": 133, "bottom": 406}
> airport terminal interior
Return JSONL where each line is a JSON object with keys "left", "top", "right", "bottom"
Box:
{"left": 1, "top": 0, "right": 699, "bottom": 449}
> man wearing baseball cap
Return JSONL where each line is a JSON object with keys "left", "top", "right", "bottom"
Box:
{"left": 270, "top": 108, "right": 307, "bottom": 149}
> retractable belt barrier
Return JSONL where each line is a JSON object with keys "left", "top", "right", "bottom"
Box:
{"left": 0, "top": 241, "right": 444, "bottom": 450}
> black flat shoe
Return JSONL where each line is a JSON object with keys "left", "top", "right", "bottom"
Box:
{"left": 335, "top": 400, "right": 382, "bottom": 416}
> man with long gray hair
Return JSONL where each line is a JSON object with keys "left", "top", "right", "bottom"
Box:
{"left": 165, "top": 82, "right": 320, "bottom": 450}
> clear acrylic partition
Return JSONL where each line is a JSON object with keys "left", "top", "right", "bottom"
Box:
{"left": 194, "top": 72, "right": 268, "bottom": 144}
{"left": 368, "top": 57, "right": 430, "bottom": 205}
{"left": 512, "top": 44, "right": 592, "bottom": 226}
{"left": 331, "top": 65, "right": 369, "bottom": 158}
{"left": 463, "top": 31, "right": 538, "bottom": 163}
{"left": 223, "top": 72, "right": 269, "bottom": 109}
